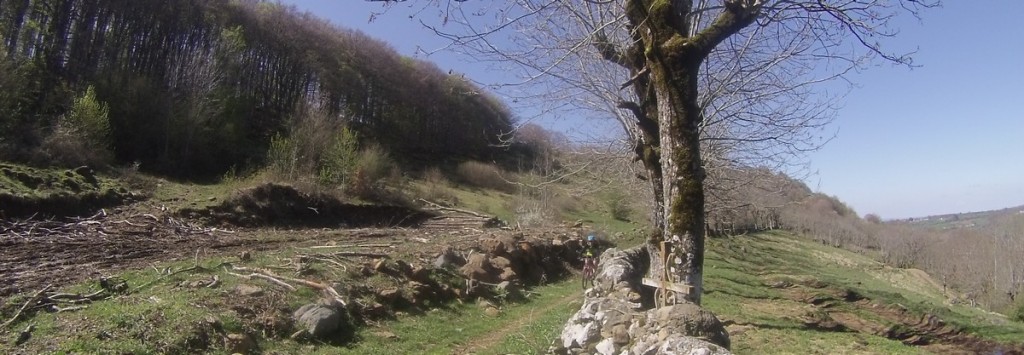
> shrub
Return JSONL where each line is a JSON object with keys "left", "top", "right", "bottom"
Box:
{"left": 507, "top": 196, "right": 555, "bottom": 227}
{"left": 66, "top": 86, "right": 111, "bottom": 149}
{"left": 456, "top": 161, "right": 515, "bottom": 192}
{"left": 419, "top": 167, "right": 457, "bottom": 204}
{"left": 346, "top": 144, "right": 397, "bottom": 199}
{"left": 266, "top": 133, "right": 299, "bottom": 179}
{"left": 422, "top": 167, "right": 448, "bottom": 186}
{"left": 39, "top": 86, "right": 113, "bottom": 167}
{"left": 603, "top": 189, "right": 633, "bottom": 221}
{"left": 265, "top": 107, "right": 362, "bottom": 187}
{"left": 355, "top": 143, "right": 395, "bottom": 183}
{"left": 1013, "top": 302, "right": 1024, "bottom": 323}
{"left": 317, "top": 126, "right": 359, "bottom": 185}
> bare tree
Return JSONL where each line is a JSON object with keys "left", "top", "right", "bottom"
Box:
{"left": 371, "top": 0, "right": 935, "bottom": 305}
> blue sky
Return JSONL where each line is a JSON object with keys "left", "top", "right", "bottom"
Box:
{"left": 279, "top": 1, "right": 1024, "bottom": 220}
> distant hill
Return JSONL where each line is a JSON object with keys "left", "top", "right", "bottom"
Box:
{"left": 892, "top": 205, "right": 1024, "bottom": 230}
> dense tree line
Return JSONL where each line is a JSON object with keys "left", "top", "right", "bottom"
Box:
{"left": 0, "top": 0, "right": 517, "bottom": 178}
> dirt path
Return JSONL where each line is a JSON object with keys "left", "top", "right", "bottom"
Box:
{"left": 454, "top": 288, "right": 582, "bottom": 355}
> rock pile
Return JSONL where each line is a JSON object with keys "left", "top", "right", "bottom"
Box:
{"left": 552, "top": 246, "right": 732, "bottom": 355}
{"left": 457, "top": 234, "right": 566, "bottom": 287}
{"left": 285, "top": 233, "right": 578, "bottom": 343}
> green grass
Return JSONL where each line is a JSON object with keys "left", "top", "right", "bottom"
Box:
{"left": 444, "top": 184, "right": 516, "bottom": 222}
{"left": 263, "top": 278, "right": 581, "bottom": 354}
{"left": 1, "top": 257, "right": 244, "bottom": 354}
{"left": 0, "top": 242, "right": 582, "bottom": 355}
{"left": 0, "top": 162, "right": 127, "bottom": 199}
{"left": 733, "top": 328, "right": 925, "bottom": 355}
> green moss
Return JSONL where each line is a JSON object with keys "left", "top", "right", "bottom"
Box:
{"left": 0, "top": 162, "right": 132, "bottom": 217}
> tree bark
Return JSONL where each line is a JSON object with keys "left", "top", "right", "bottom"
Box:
{"left": 625, "top": 0, "right": 761, "bottom": 305}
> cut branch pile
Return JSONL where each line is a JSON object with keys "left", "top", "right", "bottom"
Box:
{"left": 0, "top": 280, "right": 125, "bottom": 330}
{"left": 0, "top": 210, "right": 234, "bottom": 241}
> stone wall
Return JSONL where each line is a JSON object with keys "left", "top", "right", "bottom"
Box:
{"left": 552, "top": 246, "right": 733, "bottom": 355}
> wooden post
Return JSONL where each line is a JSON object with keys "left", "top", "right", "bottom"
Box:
{"left": 641, "top": 240, "right": 695, "bottom": 307}
{"left": 661, "top": 241, "right": 669, "bottom": 306}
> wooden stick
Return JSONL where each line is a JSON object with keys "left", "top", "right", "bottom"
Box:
{"left": 228, "top": 266, "right": 346, "bottom": 306}
{"left": 308, "top": 243, "right": 393, "bottom": 249}
{"left": 132, "top": 265, "right": 204, "bottom": 292}
{"left": 330, "top": 252, "right": 388, "bottom": 258}
{"left": 54, "top": 305, "right": 89, "bottom": 313}
{"left": 417, "top": 199, "right": 491, "bottom": 218}
{"left": 304, "top": 256, "right": 349, "bottom": 271}
{"left": 225, "top": 271, "right": 297, "bottom": 291}
{"left": 1, "top": 285, "right": 51, "bottom": 329}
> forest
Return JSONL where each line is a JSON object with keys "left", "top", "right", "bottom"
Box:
{"left": 0, "top": 0, "right": 529, "bottom": 179}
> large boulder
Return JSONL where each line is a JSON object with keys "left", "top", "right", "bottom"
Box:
{"left": 629, "top": 303, "right": 731, "bottom": 352}
{"left": 293, "top": 302, "right": 350, "bottom": 340}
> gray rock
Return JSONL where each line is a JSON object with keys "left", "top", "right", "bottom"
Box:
{"left": 293, "top": 303, "right": 344, "bottom": 339}
{"left": 630, "top": 336, "right": 730, "bottom": 355}
{"left": 224, "top": 333, "right": 255, "bottom": 354}
{"left": 234, "top": 284, "right": 264, "bottom": 297}
{"left": 595, "top": 338, "right": 618, "bottom": 355}
{"left": 434, "top": 248, "right": 466, "bottom": 268}
{"left": 378, "top": 288, "right": 402, "bottom": 302}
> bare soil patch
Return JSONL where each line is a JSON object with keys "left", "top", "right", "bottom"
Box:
{"left": 179, "top": 183, "right": 435, "bottom": 228}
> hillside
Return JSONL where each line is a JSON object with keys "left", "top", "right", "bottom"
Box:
{"left": 1, "top": 163, "right": 1022, "bottom": 354}
{"left": 894, "top": 205, "right": 1024, "bottom": 230}
{"left": 703, "top": 231, "right": 1024, "bottom": 354}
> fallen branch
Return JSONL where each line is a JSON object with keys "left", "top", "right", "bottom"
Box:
{"left": 308, "top": 243, "right": 394, "bottom": 250}
{"left": 228, "top": 266, "right": 346, "bottom": 306}
{"left": 1, "top": 285, "right": 51, "bottom": 330}
{"left": 225, "top": 271, "right": 297, "bottom": 291}
{"left": 302, "top": 255, "right": 350, "bottom": 271}
{"left": 53, "top": 305, "right": 89, "bottom": 313}
{"left": 47, "top": 289, "right": 109, "bottom": 304}
{"left": 329, "top": 251, "right": 389, "bottom": 258}
{"left": 417, "top": 199, "right": 491, "bottom": 218}
{"left": 133, "top": 265, "right": 205, "bottom": 292}
{"left": 133, "top": 257, "right": 230, "bottom": 293}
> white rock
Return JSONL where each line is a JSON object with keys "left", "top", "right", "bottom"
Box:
{"left": 596, "top": 338, "right": 618, "bottom": 355}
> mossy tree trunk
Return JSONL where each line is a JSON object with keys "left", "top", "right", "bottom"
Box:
{"left": 622, "top": 0, "right": 761, "bottom": 305}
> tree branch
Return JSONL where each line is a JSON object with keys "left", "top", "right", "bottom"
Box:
{"left": 594, "top": 30, "right": 630, "bottom": 68}
{"left": 689, "top": 0, "right": 763, "bottom": 58}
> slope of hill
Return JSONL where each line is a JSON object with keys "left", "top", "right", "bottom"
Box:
{"left": 1, "top": 161, "right": 1022, "bottom": 354}
{"left": 704, "top": 231, "right": 1024, "bottom": 354}
{"left": 894, "top": 205, "right": 1024, "bottom": 230}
